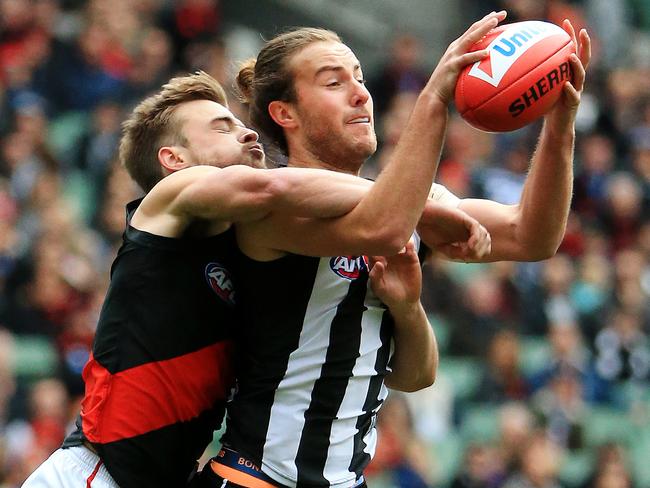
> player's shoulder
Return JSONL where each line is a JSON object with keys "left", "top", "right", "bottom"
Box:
{"left": 155, "top": 165, "right": 221, "bottom": 190}
{"left": 141, "top": 164, "right": 274, "bottom": 217}
{"left": 130, "top": 167, "right": 222, "bottom": 229}
{"left": 144, "top": 166, "right": 230, "bottom": 205}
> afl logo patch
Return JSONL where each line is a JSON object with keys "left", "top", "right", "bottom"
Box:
{"left": 205, "top": 263, "right": 236, "bottom": 306}
{"left": 329, "top": 256, "right": 369, "bottom": 280}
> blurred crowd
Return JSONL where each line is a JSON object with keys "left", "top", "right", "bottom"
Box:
{"left": 0, "top": 0, "right": 648, "bottom": 487}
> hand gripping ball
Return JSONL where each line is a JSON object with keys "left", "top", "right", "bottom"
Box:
{"left": 455, "top": 20, "right": 575, "bottom": 132}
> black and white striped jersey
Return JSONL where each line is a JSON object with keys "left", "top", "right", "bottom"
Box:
{"left": 223, "top": 251, "right": 395, "bottom": 488}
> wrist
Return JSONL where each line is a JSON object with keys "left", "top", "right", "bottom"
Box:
{"left": 388, "top": 300, "right": 425, "bottom": 324}
{"left": 417, "top": 91, "right": 450, "bottom": 115}
{"left": 544, "top": 111, "right": 577, "bottom": 140}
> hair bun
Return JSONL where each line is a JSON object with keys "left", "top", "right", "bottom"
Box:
{"left": 235, "top": 58, "right": 256, "bottom": 104}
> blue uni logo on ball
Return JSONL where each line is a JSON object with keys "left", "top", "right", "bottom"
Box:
{"left": 468, "top": 20, "right": 565, "bottom": 87}
{"left": 330, "top": 256, "right": 369, "bottom": 280}
{"left": 205, "top": 262, "right": 236, "bottom": 305}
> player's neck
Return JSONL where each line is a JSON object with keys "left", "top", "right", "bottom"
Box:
{"left": 286, "top": 148, "right": 361, "bottom": 176}
{"left": 286, "top": 158, "right": 358, "bottom": 176}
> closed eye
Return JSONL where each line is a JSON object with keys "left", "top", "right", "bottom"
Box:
{"left": 210, "top": 116, "right": 245, "bottom": 133}
{"left": 212, "top": 121, "right": 231, "bottom": 132}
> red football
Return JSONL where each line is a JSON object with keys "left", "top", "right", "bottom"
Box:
{"left": 454, "top": 20, "right": 575, "bottom": 132}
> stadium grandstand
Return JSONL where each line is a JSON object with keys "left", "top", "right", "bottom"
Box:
{"left": 0, "top": 0, "right": 649, "bottom": 486}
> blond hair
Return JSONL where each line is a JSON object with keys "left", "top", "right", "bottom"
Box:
{"left": 235, "top": 28, "right": 341, "bottom": 155}
{"left": 119, "top": 71, "right": 227, "bottom": 192}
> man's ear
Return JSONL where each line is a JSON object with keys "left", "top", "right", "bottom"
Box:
{"left": 158, "top": 146, "right": 190, "bottom": 173}
{"left": 268, "top": 100, "right": 298, "bottom": 129}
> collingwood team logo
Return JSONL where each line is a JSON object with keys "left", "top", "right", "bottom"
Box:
{"left": 329, "top": 256, "right": 369, "bottom": 280}
{"left": 205, "top": 263, "right": 236, "bottom": 306}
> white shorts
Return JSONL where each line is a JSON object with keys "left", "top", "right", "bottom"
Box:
{"left": 21, "top": 445, "right": 118, "bottom": 487}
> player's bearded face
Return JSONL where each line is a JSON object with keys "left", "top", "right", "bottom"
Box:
{"left": 290, "top": 41, "right": 377, "bottom": 173}
{"left": 296, "top": 98, "right": 377, "bottom": 173}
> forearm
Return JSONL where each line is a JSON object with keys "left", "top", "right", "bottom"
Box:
{"left": 271, "top": 167, "right": 372, "bottom": 218}
{"left": 456, "top": 120, "right": 575, "bottom": 262}
{"left": 417, "top": 201, "right": 470, "bottom": 246}
{"left": 517, "top": 117, "right": 575, "bottom": 258}
{"left": 343, "top": 95, "right": 448, "bottom": 248}
{"left": 384, "top": 302, "right": 438, "bottom": 392}
{"left": 504, "top": 37, "right": 584, "bottom": 262}
{"left": 512, "top": 23, "right": 589, "bottom": 261}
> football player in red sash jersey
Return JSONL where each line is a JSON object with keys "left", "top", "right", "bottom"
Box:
{"left": 21, "top": 63, "right": 490, "bottom": 487}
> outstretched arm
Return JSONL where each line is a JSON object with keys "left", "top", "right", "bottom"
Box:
{"left": 369, "top": 241, "right": 438, "bottom": 392}
{"left": 132, "top": 164, "right": 380, "bottom": 236}
{"left": 423, "top": 23, "right": 591, "bottom": 263}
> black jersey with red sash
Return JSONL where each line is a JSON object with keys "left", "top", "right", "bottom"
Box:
{"left": 62, "top": 198, "right": 237, "bottom": 488}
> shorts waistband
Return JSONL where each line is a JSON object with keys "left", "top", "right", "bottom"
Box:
{"left": 211, "top": 448, "right": 279, "bottom": 488}
{"left": 65, "top": 445, "right": 115, "bottom": 485}
{"left": 210, "top": 448, "right": 365, "bottom": 488}
{"left": 83, "top": 439, "right": 98, "bottom": 454}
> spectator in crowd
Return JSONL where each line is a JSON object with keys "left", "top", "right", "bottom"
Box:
{"left": 0, "top": 181, "right": 19, "bottom": 310}
{"left": 531, "top": 363, "right": 586, "bottom": 449}
{"left": 611, "top": 247, "right": 650, "bottom": 326}
{"left": 600, "top": 173, "right": 644, "bottom": 253}
{"left": 571, "top": 249, "right": 612, "bottom": 339}
{"left": 631, "top": 140, "right": 650, "bottom": 216}
{"left": 451, "top": 442, "right": 502, "bottom": 488}
{"left": 362, "top": 91, "right": 418, "bottom": 180}
{"left": 367, "top": 34, "right": 428, "bottom": 117}
{"left": 582, "top": 442, "right": 634, "bottom": 488}
{"left": 368, "top": 394, "right": 432, "bottom": 488}
{"left": 38, "top": 22, "right": 126, "bottom": 113}
{"left": 594, "top": 307, "right": 650, "bottom": 385}
{"left": 123, "top": 28, "right": 174, "bottom": 104}
{"left": 501, "top": 431, "right": 563, "bottom": 488}
{"left": 573, "top": 132, "right": 617, "bottom": 221}
{"left": 2, "top": 378, "right": 69, "bottom": 486}
{"left": 529, "top": 319, "right": 611, "bottom": 404}
{"left": 0, "top": 329, "right": 16, "bottom": 425}
{"left": 495, "top": 402, "right": 536, "bottom": 479}
{"left": 447, "top": 272, "right": 514, "bottom": 356}
{"left": 160, "top": 0, "right": 222, "bottom": 71}
{"left": 471, "top": 142, "right": 529, "bottom": 206}
{"left": 475, "top": 330, "right": 530, "bottom": 403}
{"left": 540, "top": 253, "right": 578, "bottom": 332}
{"left": 75, "top": 102, "right": 122, "bottom": 183}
